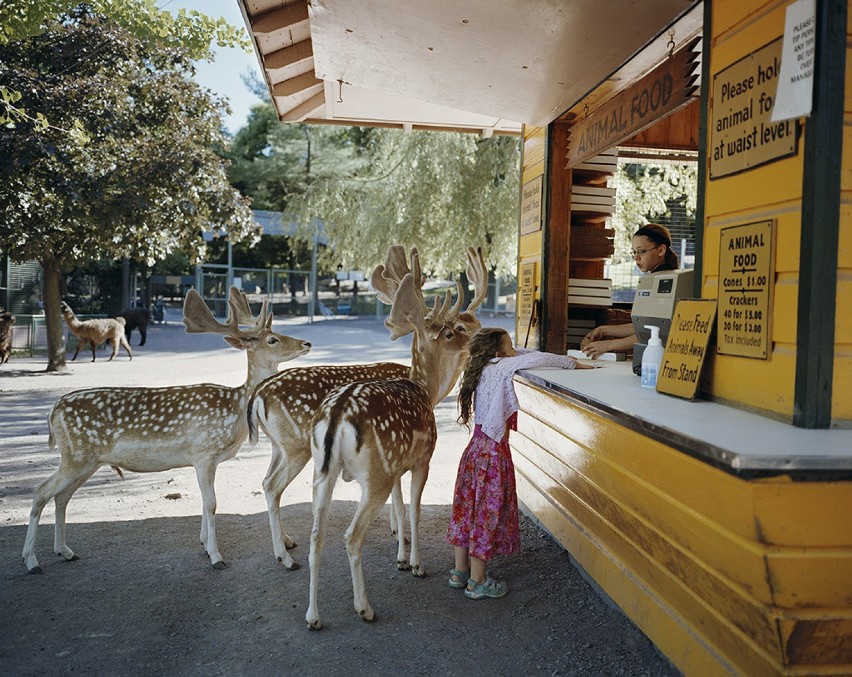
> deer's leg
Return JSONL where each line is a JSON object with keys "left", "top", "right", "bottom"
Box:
{"left": 263, "top": 442, "right": 309, "bottom": 569}
{"left": 306, "top": 467, "right": 338, "bottom": 631}
{"left": 195, "top": 462, "right": 225, "bottom": 569}
{"left": 22, "top": 460, "right": 97, "bottom": 573}
{"left": 407, "top": 462, "right": 430, "bottom": 578}
{"left": 107, "top": 338, "right": 117, "bottom": 361}
{"left": 52, "top": 465, "right": 98, "bottom": 562}
{"left": 120, "top": 335, "right": 132, "bottom": 360}
{"left": 390, "top": 477, "right": 409, "bottom": 569}
{"left": 345, "top": 480, "right": 393, "bottom": 623}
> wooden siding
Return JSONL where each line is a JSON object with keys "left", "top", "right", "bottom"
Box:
{"left": 513, "top": 379, "right": 852, "bottom": 675}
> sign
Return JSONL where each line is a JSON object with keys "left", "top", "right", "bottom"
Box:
{"left": 518, "top": 260, "right": 539, "bottom": 347}
{"left": 710, "top": 39, "right": 798, "bottom": 179}
{"left": 772, "top": 0, "right": 815, "bottom": 121}
{"left": 717, "top": 220, "right": 774, "bottom": 359}
{"left": 566, "top": 40, "right": 699, "bottom": 168}
{"left": 657, "top": 300, "right": 717, "bottom": 399}
{"left": 520, "top": 176, "right": 543, "bottom": 235}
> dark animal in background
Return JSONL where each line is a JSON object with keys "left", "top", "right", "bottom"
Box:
{"left": 117, "top": 307, "right": 150, "bottom": 346}
{"left": 0, "top": 311, "right": 15, "bottom": 364}
{"left": 60, "top": 301, "right": 132, "bottom": 362}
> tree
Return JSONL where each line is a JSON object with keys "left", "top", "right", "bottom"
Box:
{"left": 1, "top": 0, "right": 248, "bottom": 130}
{"left": 0, "top": 8, "right": 254, "bottom": 371}
{"left": 611, "top": 161, "right": 698, "bottom": 263}
{"left": 284, "top": 128, "right": 521, "bottom": 279}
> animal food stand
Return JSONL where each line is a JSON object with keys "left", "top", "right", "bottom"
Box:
{"left": 239, "top": 1, "right": 851, "bottom": 673}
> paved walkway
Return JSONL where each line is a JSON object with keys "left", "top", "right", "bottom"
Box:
{"left": 0, "top": 308, "right": 679, "bottom": 676}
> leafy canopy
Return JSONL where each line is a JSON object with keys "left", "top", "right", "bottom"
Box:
{"left": 0, "top": 6, "right": 254, "bottom": 269}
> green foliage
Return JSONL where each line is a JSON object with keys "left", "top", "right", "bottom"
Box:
{"left": 0, "top": 7, "right": 254, "bottom": 270}
{"left": 0, "top": 0, "right": 249, "bottom": 54}
{"left": 284, "top": 128, "right": 521, "bottom": 278}
{"left": 611, "top": 161, "right": 698, "bottom": 262}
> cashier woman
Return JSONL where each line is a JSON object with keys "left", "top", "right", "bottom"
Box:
{"left": 582, "top": 224, "right": 679, "bottom": 359}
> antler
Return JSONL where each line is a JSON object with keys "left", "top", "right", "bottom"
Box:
{"left": 183, "top": 286, "right": 271, "bottom": 337}
{"left": 371, "top": 246, "right": 429, "bottom": 346}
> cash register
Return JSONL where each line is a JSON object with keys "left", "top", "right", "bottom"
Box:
{"left": 631, "top": 269, "right": 696, "bottom": 374}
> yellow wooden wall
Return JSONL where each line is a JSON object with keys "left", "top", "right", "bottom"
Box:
{"left": 703, "top": 1, "right": 851, "bottom": 421}
{"left": 513, "top": 378, "right": 852, "bottom": 675}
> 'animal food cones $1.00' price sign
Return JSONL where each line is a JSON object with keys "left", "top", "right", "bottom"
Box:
{"left": 717, "top": 220, "right": 774, "bottom": 359}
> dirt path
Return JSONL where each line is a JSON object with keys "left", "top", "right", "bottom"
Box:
{"left": 0, "top": 315, "right": 679, "bottom": 676}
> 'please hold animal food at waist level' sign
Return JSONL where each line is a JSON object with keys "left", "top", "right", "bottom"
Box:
{"left": 710, "top": 38, "right": 799, "bottom": 179}
{"left": 656, "top": 300, "right": 717, "bottom": 400}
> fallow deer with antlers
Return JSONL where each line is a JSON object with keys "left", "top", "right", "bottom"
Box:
{"left": 305, "top": 245, "right": 487, "bottom": 630}
{"left": 248, "top": 247, "right": 486, "bottom": 570}
{"left": 22, "top": 287, "right": 311, "bottom": 574}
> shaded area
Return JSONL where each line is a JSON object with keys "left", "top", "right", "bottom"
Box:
{"left": 0, "top": 505, "right": 677, "bottom": 676}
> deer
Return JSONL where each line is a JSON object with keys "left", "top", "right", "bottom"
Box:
{"left": 248, "top": 247, "right": 485, "bottom": 570}
{"left": 22, "top": 286, "right": 311, "bottom": 574}
{"left": 60, "top": 301, "right": 133, "bottom": 362}
{"left": 305, "top": 245, "right": 487, "bottom": 630}
{"left": 0, "top": 310, "right": 15, "bottom": 364}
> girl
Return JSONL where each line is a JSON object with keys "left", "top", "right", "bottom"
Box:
{"left": 446, "top": 327, "right": 592, "bottom": 599}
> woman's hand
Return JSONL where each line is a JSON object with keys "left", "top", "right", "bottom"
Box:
{"left": 582, "top": 339, "right": 615, "bottom": 359}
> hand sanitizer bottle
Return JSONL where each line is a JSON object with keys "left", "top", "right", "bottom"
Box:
{"left": 641, "top": 325, "right": 664, "bottom": 389}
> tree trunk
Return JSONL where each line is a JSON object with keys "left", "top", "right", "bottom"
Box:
{"left": 42, "top": 262, "right": 67, "bottom": 372}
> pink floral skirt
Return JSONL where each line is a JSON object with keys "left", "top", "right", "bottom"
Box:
{"left": 445, "top": 421, "right": 521, "bottom": 561}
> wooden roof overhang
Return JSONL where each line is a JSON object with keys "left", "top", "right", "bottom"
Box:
{"left": 237, "top": 0, "right": 702, "bottom": 137}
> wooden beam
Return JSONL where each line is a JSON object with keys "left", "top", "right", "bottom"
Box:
{"left": 265, "top": 40, "right": 313, "bottom": 71}
{"left": 271, "top": 72, "right": 323, "bottom": 98}
{"left": 794, "top": 0, "right": 846, "bottom": 428}
{"left": 541, "top": 121, "right": 572, "bottom": 353}
{"left": 251, "top": 1, "right": 309, "bottom": 35}
{"left": 281, "top": 91, "right": 325, "bottom": 122}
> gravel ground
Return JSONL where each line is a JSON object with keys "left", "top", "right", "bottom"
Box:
{"left": 0, "top": 311, "right": 680, "bottom": 676}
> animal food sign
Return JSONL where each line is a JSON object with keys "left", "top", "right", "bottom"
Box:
{"left": 717, "top": 220, "right": 774, "bottom": 359}
{"left": 710, "top": 38, "right": 798, "bottom": 178}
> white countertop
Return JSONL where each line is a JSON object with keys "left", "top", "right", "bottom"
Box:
{"left": 517, "top": 362, "right": 852, "bottom": 475}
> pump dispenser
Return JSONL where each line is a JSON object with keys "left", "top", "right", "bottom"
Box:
{"left": 641, "top": 325, "right": 664, "bottom": 389}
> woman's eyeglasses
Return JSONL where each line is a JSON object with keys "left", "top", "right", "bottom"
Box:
{"left": 631, "top": 244, "right": 662, "bottom": 258}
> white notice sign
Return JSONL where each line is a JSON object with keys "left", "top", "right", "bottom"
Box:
{"left": 772, "top": 0, "right": 815, "bottom": 121}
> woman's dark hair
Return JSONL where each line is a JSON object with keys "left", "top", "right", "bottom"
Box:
{"left": 457, "top": 327, "right": 509, "bottom": 428}
{"left": 635, "top": 223, "right": 679, "bottom": 269}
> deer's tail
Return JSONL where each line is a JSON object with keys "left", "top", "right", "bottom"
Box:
{"left": 247, "top": 395, "right": 263, "bottom": 446}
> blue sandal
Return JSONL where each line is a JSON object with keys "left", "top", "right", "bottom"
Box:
{"left": 465, "top": 576, "right": 509, "bottom": 599}
{"left": 448, "top": 569, "right": 469, "bottom": 589}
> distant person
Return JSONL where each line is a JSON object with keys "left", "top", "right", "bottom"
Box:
{"left": 582, "top": 223, "right": 680, "bottom": 359}
{"left": 28, "top": 288, "right": 43, "bottom": 314}
{"left": 446, "top": 327, "right": 593, "bottom": 599}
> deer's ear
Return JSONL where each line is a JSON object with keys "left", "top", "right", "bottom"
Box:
{"left": 224, "top": 336, "right": 252, "bottom": 351}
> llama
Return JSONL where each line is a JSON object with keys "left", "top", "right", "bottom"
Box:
{"left": 60, "top": 302, "right": 132, "bottom": 361}
{"left": 248, "top": 248, "right": 485, "bottom": 569}
{"left": 0, "top": 311, "right": 15, "bottom": 364}
{"left": 117, "top": 307, "right": 150, "bottom": 346}
{"left": 22, "top": 287, "right": 311, "bottom": 573}
{"left": 305, "top": 245, "right": 487, "bottom": 629}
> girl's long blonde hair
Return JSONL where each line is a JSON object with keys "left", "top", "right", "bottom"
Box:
{"left": 457, "top": 328, "right": 510, "bottom": 428}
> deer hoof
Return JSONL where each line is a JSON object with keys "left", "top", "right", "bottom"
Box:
{"left": 397, "top": 559, "right": 410, "bottom": 571}
{"left": 28, "top": 565, "right": 44, "bottom": 575}
{"left": 212, "top": 561, "right": 228, "bottom": 570}
{"left": 359, "top": 609, "right": 376, "bottom": 623}
{"left": 307, "top": 619, "right": 322, "bottom": 631}
{"left": 411, "top": 564, "right": 426, "bottom": 578}
{"left": 285, "top": 560, "right": 301, "bottom": 571}
{"left": 284, "top": 536, "right": 297, "bottom": 549}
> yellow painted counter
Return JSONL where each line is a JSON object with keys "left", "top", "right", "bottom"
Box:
{"left": 511, "top": 364, "right": 852, "bottom": 676}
